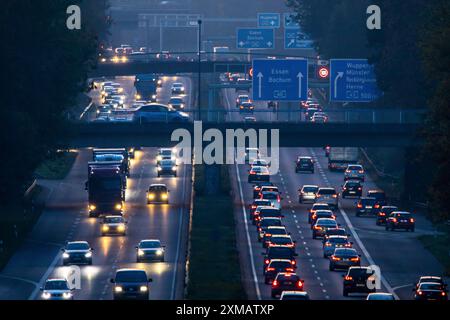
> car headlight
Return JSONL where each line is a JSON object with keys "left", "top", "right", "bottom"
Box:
{"left": 102, "top": 225, "right": 109, "bottom": 232}
{"left": 156, "top": 249, "right": 163, "bottom": 256}
{"left": 148, "top": 193, "right": 155, "bottom": 200}
{"left": 121, "top": 56, "right": 128, "bottom": 63}
{"left": 63, "top": 292, "right": 72, "bottom": 299}
{"left": 180, "top": 104, "right": 184, "bottom": 109}
{"left": 152, "top": 94, "right": 157, "bottom": 99}
{"left": 140, "top": 286, "right": 148, "bottom": 292}
{"left": 135, "top": 94, "right": 141, "bottom": 100}
{"left": 156, "top": 155, "right": 162, "bottom": 161}
{"left": 115, "top": 203, "right": 122, "bottom": 210}
{"left": 118, "top": 88, "right": 123, "bottom": 93}
{"left": 172, "top": 166, "right": 177, "bottom": 171}
{"left": 100, "top": 58, "right": 106, "bottom": 62}
{"left": 62, "top": 252, "right": 70, "bottom": 259}
{"left": 89, "top": 204, "right": 96, "bottom": 211}
{"left": 161, "top": 193, "right": 168, "bottom": 200}
{"left": 117, "top": 225, "right": 125, "bottom": 232}
{"left": 114, "top": 286, "right": 123, "bottom": 293}
{"left": 42, "top": 292, "right": 51, "bottom": 299}
{"left": 157, "top": 167, "right": 162, "bottom": 171}
{"left": 85, "top": 252, "right": 92, "bottom": 258}
{"left": 138, "top": 249, "right": 145, "bottom": 256}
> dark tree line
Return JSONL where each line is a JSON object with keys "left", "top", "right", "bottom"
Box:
{"left": 0, "top": 0, "right": 109, "bottom": 202}
{"left": 287, "top": 0, "right": 450, "bottom": 221}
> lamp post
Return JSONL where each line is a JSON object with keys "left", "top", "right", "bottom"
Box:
{"left": 197, "top": 19, "right": 202, "bottom": 120}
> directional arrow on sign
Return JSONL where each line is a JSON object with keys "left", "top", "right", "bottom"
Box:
{"left": 334, "top": 72, "right": 344, "bottom": 98}
{"left": 267, "top": 41, "right": 273, "bottom": 47}
{"left": 297, "top": 72, "right": 304, "bottom": 98}
{"left": 238, "top": 41, "right": 244, "bottom": 47}
{"left": 257, "top": 72, "right": 264, "bottom": 98}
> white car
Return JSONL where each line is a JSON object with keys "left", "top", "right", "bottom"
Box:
{"left": 344, "top": 164, "right": 365, "bottom": 181}
{"left": 171, "top": 82, "right": 185, "bottom": 94}
{"left": 244, "top": 147, "right": 260, "bottom": 163}
{"left": 260, "top": 191, "right": 281, "bottom": 210}
{"left": 298, "top": 185, "right": 319, "bottom": 203}
{"left": 251, "top": 159, "right": 269, "bottom": 168}
{"left": 136, "top": 239, "right": 165, "bottom": 262}
{"left": 41, "top": 279, "right": 74, "bottom": 300}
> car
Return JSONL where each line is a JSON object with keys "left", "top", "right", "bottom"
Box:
{"left": 252, "top": 182, "right": 274, "bottom": 198}
{"left": 271, "top": 273, "right": 304, "bottom": 298}
{"left": 367, "top": 190, "right": 387, "bottom": 206}
{"left": 236, "top": 94, "right": 250, "bottom": 107}
{"left": 323, "top": 236, "right": 353, "bottom": 258}
{"left": 312, "top": 218, "right": 338, "bottom": 239}
{"left": 168, "top": 96, "right": 185, "bottom": 110}
{"left": 299, "top": 185, "right": 319, "bottom": 203}
{"left": 249, "top": 199, "right": 273, "bottom": 221}
{"left": 259, "top": 185, "right": 280, "bottom": 195}
{"left": 267, "top": 235, "right": 296, "bottom": 250}
{"left": 355, "top": 197, "right": 381, "bottom": 216}
{"left": 62, "top": 241, "right": 93, "bottom": 265}
{"left": 385, "top": 211, "right": 415, "bottom": 231}
{"left": 311, "top": 115, "right": 328, "bottom": 123}
{"left": 239, "top": 101, "right": 255, "bottom": 113}
{"left": 157, "top": 159, "right": 177, "bottom": 177}
{"left": 366, "top": 293, "right": 395, "bottom": 300}
{"left": 96, "top": 104, "right": 113, "bottom": 117}
{"left": 254, "top": 207, "right": 283, "bottom": 225}
{"left": 262, "top": 245, "right": 297, "bottom": 272}
{"left": 313, "top": 111, "right": 328, "bottom": 121}
{"left": 133, "top": 104, "right": 189, "bottom": 123}
{"left": 111, "top": 269, "right": 152, "bottom": 300}
{"left": 341, "top": 180, "right": 363, "bottom": 198}
{"left": 264, "top": 259, "right": 296, "bottom": 284}
{"left": 329, "top": 248, "right": 361, "bottom": 271}
{"left": 262, "top": 226, "right": 289, "bottom": 248}
{"left": 309, "top": 203, "right": 331, "bottom": 224}
{"left": 305, "top": 107, "right": 320, "bottom": 120}
{"left": 344, "top": 164, "right": 365, "bottom": 181}
{"left": 40, "top": 279, "right": 74, "bottom": 300}
{"left": 310, "top": 210, "right": 336, "bottom": 226}
{"left": 251, "top": 159, "right": 269, "bottom": 168}
{"left": 414, "top": 276, "right": 447, "bottom": 289}
{"left": 156, "top": 148, "right": 175, "bottom": 165}
{"left": 259, "top": 191, "right": 282, "bottom": 210}
{"left": 301, "top": 97, "right": 319, "bottom": 109}
{"left": 376, "top": 206, "right": 398, "bottom": 225}
{"left": 136, "top": 239, "right": 165, "bottom": 262}
{"left": 248, "top": 166, "right": 270, "bottom": 183}
{"left": 244, "top": 116, "right": 256, "bottom": 123}
{"left": 244, "top": 147, "right": 260, "bottom": 163}
{"left": 171, "top": 82, "right": 185, "bottom": 94}
{"left": 342, "top": 266, "right": 377, "bottom": 297}
{"left": 295, "top": 156, "right": 314, "bottom": 173}
{"left": 100, "top": 215, "right": 127, "bottom": 236}
{"left": 315, "top": 187, "right": 338, "bottom": 209}
{"left": 280, "top": 291, "right": 310, "bottom": 300}
{"left": 322, "top": 227, "right": 349, "bottom": 244}
{"left": 414, "top": 282, "right": 448, "bottom": 301}
{"left": 257, "top": 217, "right": 283, "bottom": 241}
{"left": 147, "top": 184, "right": 169, "bottom": 204}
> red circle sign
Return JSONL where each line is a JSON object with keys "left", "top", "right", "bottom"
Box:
{"left": 318, "top": 67, "right": 329, "bottom": 78}
{"left": 249, "top": 67, "right": 253, "bottom": 77}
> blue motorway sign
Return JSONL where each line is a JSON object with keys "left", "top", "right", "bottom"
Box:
{"left": 257, "top": 13, "right": 280, "bottom": 28}
{"left": 252, "top": 59, "right": 308, "bottom": 101}
{"left": 330, "top": 59, "right": 381, "bottom": 102}
{"left": 284, "top": 28, "right": 314, "bottom": 49}
{"left": 284, "top": 13, "right": 300, "bottom": 28}
{"left": 236, "top": 28, "right": 274, "bottom": 49}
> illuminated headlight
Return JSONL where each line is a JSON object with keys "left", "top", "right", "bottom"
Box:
{"left": 42, "top": 292, "right": 51, "bottom": 299}
{"left": 114, "top": 286, "right": 123, "bottom": 293}
{"left": 157, "top": 167, "right": 162, "bottom": 171}
{"left": 111, "top": 56, "right": 119, "bottom": 63}
{"left": 156, "top": 249, "right": 163, "bottom": 256}
{"left": 100, "top": 58, "right": 106, "bottom": 62}
{"left": 157, "top": 80, "right": 162, "bottom": 85}
{"left": 85, "top": 252, "right": 92, "bottom": 258}
{"left": 117, "top": 88, "right": 123, "bottom": 93}
{"left": 172, "top": 166, "right": 177, "bottom": 171}
{"left": 152, "top": 94, "right": 157, "bottom": 100}
{"left": 135, "top": 94, "right": 141, "bottom": 100}
{"left": 115, "top": 203, "right": 122, "bottom": 210}
{"left": 180, "top": 87, "right": 185, "bottom": 91}
{"left": 138, "top": 249, "right": 145, "bottom": 256}
{"left": 148, "top": 193, "right": 155, "bottom": 200}
{"left": 161, "top": 193, "right": 168, "bottom": 200}
{"left": 117, "top": 225, "right": 125, "bottom": 232}
{"left": 156, "top": 155, "right": 162, "bottom": 161}
{"left": 140, "top": 286, "right": 148, "bottom": 292}
{"left": 63, "top": 292, "right": 72, "bottom": 299}
{"left": 62, "top": 252, "right": 70, "bottom": 259}
{"left": 89, "top": 204, "right": 96, "bottom": 211}
{"left": 102, "top": 225, "right": 109, "bottom": 232}
{"left": 121, "top": 56, "right": 128, "bottom": 63}
{"left": 180, "top": 104, "right": 185, "bottom": 109}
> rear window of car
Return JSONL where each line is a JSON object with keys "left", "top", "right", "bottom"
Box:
{"left": 313, "top": 204, "right": 329, "bottom": 210}
{"left": 360, "top": 198, "right": 377, "bottom": 205}
{"left": 348, "top": 165, "right": 362, "bottom": 170}
{"left": 368, "top": 191, "right": 386, "bottom": 199}
{"left": 267, "top": 229, "right": 287, "bottom": 235}
{"left": 349, "top": 268, "right": 373, "bottom": 277}
{"left": 345, "top": 182, "right": 360, "bottom": 187}
{"left": 270, "top": 261, "right": 291, "bottom": 269}
{"left": 262, "top": 193, "right": 278, "bottom": 199}
{"left": 269, "top": 247, "right": 293, "bottom": 256}
{"left": 326, "top": 229, "right": 347, "bottom": 236}
{"left": 303, "top": 186, "right": 318, "bottom": 193}
{"left": 260, "top": 219, "right": 282, "bottom": 227}
{"left": 329, "top": 237, "right": 348, "bottom": 244}
{"left": 318, "top": 189, "right": 336, "bottom": 195}
{"left": 67, "top": 242, "right": 89, "bottom": 250}
{"left": 299, "top": 158, "right": 312, "bottom": 163}
{"left": 419, "top": 283, "right": 444, "bottom": 290}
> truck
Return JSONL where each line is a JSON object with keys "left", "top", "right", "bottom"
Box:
{"left": 93, "top": 148, "right": 130, "bottom": 177}
{"left": 328, "top": 147, "right": 359, "bottom": 171}
{"left": 86, "top": 163, "right": 125, "bottom": 217}
{"left": 213, "top": 46, "right": 230, "bottom": 61}
{"left": 134, "top": 74, "right": 158, "bottom": 102}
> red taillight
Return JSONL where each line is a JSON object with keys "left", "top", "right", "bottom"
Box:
{"left": 344, "top": 276, "right": 352, "bottom": 281}
{"left": 312, "top": 214, "right": 317, "bottom": 220}
{"left": 291, "top": 260, "right": 296, "bottom": 265}
{"left": 410, "top": 218, "right": 415, "bottom": 223}
{"left": 251, "top": 205, "right": 257, "bottom": 209}
{"left": 350, "top": 257, "right": 359, "bottom": 262}
{"left": 357, "top": 203, "right": 363, "bottom": 208}
{"left": 286, "top": 268, "right": 294, "bottom": 272}
{"left": 272, "top": 280, "right": 278, "bottom": 287}
{"left": 344, "top": 243, "right": 352, "bottom": 247}
{"left": 392, "top": 218, "right": 397, "bottom": 223}
{"left": 379, "top": 212, "right": 386, "bottom": 216}
{"left": 441, "top": 291, "right": 446, "bottom": 296}
{"left": 358, "top": 187, "right": 362, "bottom": 190}
{"left": 266, "top": 267, "right": 275, "bottom": 272}
{"left": 265, "top": 259, "right": 270, "bottom": 264}
{"left": 331, "top": 256, "right": 341, "bottom": 261}
{"left": 250, "top": 170, "right": 256, "bottom": 175}
{"left": 325, "top": 242, "right": 332, "bottom": 247}
{"left": 417, "top": 290, "right": 423, "bottom": 295}
{"left": 374, "top": 204, "right": 380, "bottom": 209}
{"left": 332, "top": 194, "right": 337, "bottom": 198}
{"left": 314, "top": 225, "right": 322, "bottom": 230}
{"left": 297, "top": 280, "right": 303, "bottom": 288}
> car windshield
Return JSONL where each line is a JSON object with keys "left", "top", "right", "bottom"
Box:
{"left": 318, "top": 189, "right": 335, "bottom": 195}
{"left": 44, "top": 281, "right": 69, "bottom": 290}
{"left": 303, "top": 186, "right": 318, "bottom": 193}
{"left": 66, "top": 242, "right": 89, "bottom": 250}
{"left": 150, "top": 186, "right": 167, "bottom": 192}
{"left": 140, "top": 241, "right": 160, "bottom": 248}
{"left": 348, "top": 165, "right": 362, "bottom": 170}
{"left": 260, "top": 219, "right": 281, "bottom": 227}
{"left": 115, "top": 271, "right": 147, "bottom": 282}
{"left": 104, "top": 217, "right": 124, "bottom": 224}
{"left": 329, "top": 237, "right": 348, "bottom": 244}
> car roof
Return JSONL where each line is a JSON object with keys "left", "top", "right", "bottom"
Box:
{"left": 360, "top": 197, "right": 377, "bottom": 201}
{"left": 116, "top": 268, "right": 146, "bottom": 273}
{"left": 391, "top": 211, "right": 411, "bottom": 215}
{"left": 282, "top": 291, "right": 308, "bottom": 296}
{"left": 327, "top": 235, "right": 348, "bottom": 240}
{"left": 67, "top": 241, "right": 89, "bottom": 245}
{"left": 140, "top": 239, "right": 160, "bottom": 244}
{"left": 313, "top": 203, "right": 330, "bottom": 206}
{"left": 46, "top": 278, "right": 67, "bottom": 283}
{"left": 269, "top": 259, "right": 292, "bottom": 263}
{"left": 149, "top": 184, "right": 167, "bottom": 187}
{"left": 316, "top": 218, "right": 337, "bottom": 224}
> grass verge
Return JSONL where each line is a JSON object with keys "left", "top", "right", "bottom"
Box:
{"left": 34, "top": 150, "right": 78, "bottom": 180}
{"left": 186, "top": 164, "right": 246, "bottom": 299}
{"left": 418, "top": 230, "right": 450, "bottom": 276}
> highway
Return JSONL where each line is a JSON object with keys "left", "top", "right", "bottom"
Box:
{"left": 0, "top": 77, "right": 193, "bottom": 300}
{"left": 223, "top": 85, "right": 445, "bottom": 300}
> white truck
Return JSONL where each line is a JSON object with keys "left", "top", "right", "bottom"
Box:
{"left": 213, "top": 46, "right": 230, "bottom": 61}
{"left": 328, "top": 147, "right": 359, "bottom": 171}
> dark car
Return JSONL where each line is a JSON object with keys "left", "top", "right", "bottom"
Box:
{"left": 322, "top": 227, "right": 350, "bottom": 244}
{"left": 262, "top": 245, "right": 297, "bottom": 272}
{"left": 308, "top": 203, "right": 331, "bottom": 223}
{"left": 414, "top": 282, "right": 448, "bottom": 301}
{"left": 367, "top": 190, "right": 387, "bottom": 206}
{"left": 254, "top": 207, "right": 283, "bottom": 225}
{"left": 253, "top": 182, "right": 275, "bottom": 198}
{"left": 249, "top": 199, "right": 272, "bottom": 221}
{"left": 376, "top": 206, "right": 398, "bottom": 225}
{"left": 264, "top": 259, "right": 296, "bottom": 284}
{"left": 341, "top": 180, "right": 362, "bottom": 199}
{"left": 295, "top": 156, "right": 314, "bottom": 173}
{"left": 62, "top": 241, "right": 93, "bottom": 266}
{"left": 343, "top": 266, "right": 377, "bottom": 297}
{"left": 111, "top": 269, "right": 152, "bottom": 300}
{"left": 239, "top": 101, "right": 254, "bottom": 113}
{"left": 312, "top": 218, "right": 338, "bottom": 239}
{"left": 147, "top": 184, "right": 169, "bottom": 204}
{"left": 257, "top": 217, "right": 283, "bottom": 241}
{"left": 355, "top": 197, "right": 381, "bottom": 216}
{"left": 271, "top": 273, "right": 304, "bottom": 298}
{"left": 329, "top": 248, "right": 361, "bottom": 271}
{"left": 248, "top": 166, "right": 270, "bottom": 183}
{"left": 385, "top": 211, "right": 415, "bottom": 232}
